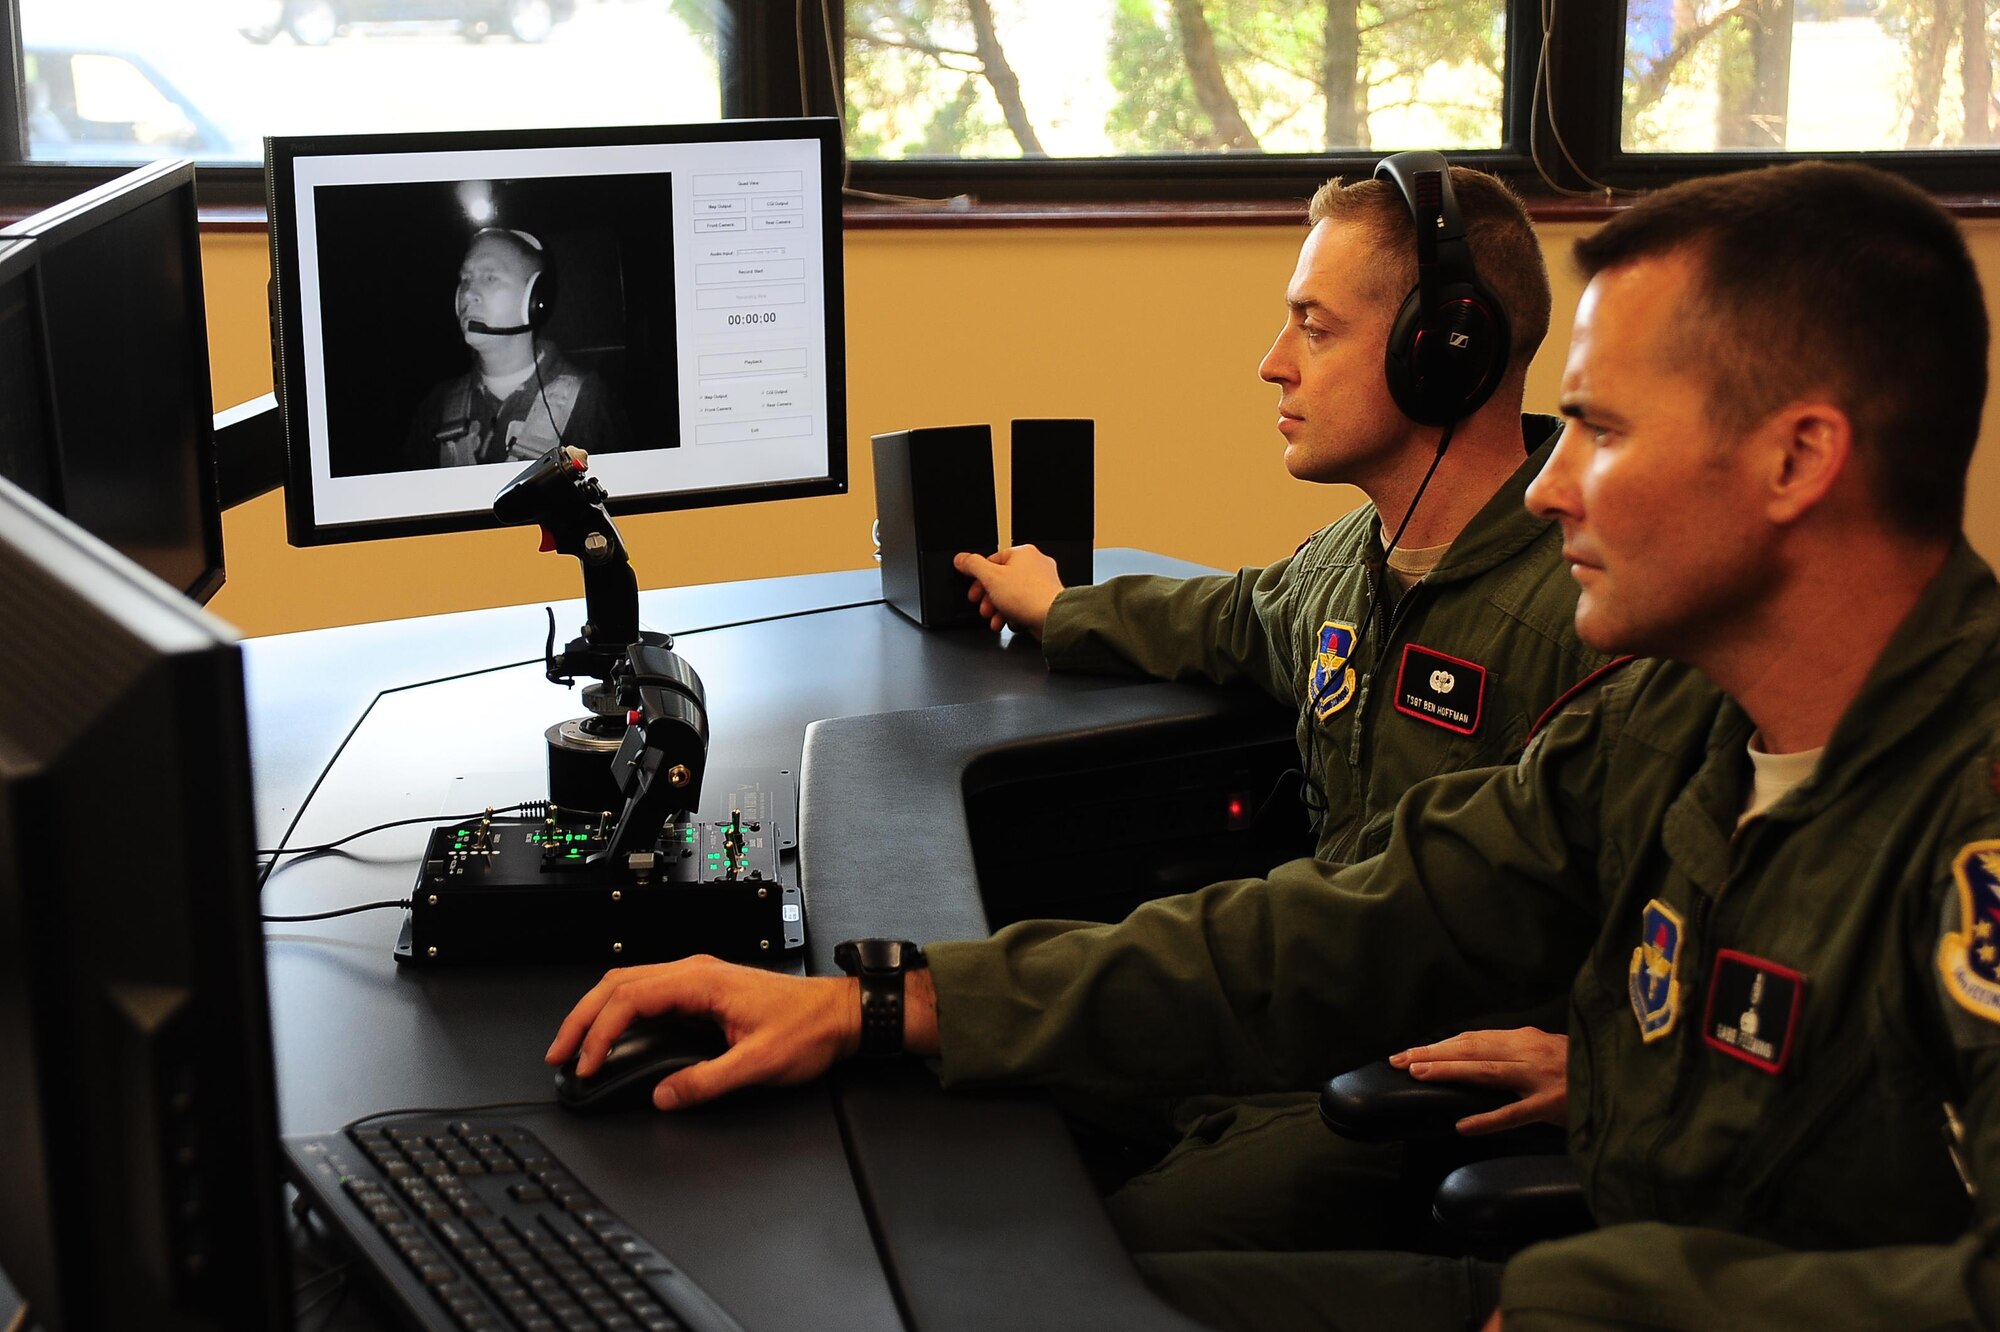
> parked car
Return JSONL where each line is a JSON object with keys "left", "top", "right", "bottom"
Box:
{"left": 24, "top": 42, "right": 245, "bottom": 163}
{"left": 237, "top": 0, "right": 575, "bottom": 46}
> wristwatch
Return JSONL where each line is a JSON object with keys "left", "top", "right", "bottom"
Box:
{"left": 833, "top": 938, "right": 928, "bottom": 1057}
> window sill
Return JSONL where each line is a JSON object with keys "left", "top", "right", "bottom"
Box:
{"left": 169, "top": 190, "right": 2000, "bottom": 235}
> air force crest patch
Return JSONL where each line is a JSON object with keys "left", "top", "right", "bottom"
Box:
{"left": 1310, "top": 620, "right": 1358, "bottom": 721}
{"left": 1629, "top": 898, "right": 1684, "bottom": 1042}
{"left": 1938, "top": 840, "right": 2000, "bottom": 1024}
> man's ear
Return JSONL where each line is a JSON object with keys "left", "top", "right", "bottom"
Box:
{"left": 1762, "top": 401, "right": 1852, "bottom": 526}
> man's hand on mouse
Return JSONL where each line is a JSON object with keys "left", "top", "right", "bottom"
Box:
{"left": 953, "top": 544, "right": 1062, "bottom": 637}
{"left": 545, "top": 955, "right": 940, "bottom": 1110}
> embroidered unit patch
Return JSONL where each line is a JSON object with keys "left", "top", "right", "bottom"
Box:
{"left": 1629, "top": 898, "right": 1685, "bottom": 1043}
{"left": 1938, "top": 840, "right": 2000, "bottom": 1024}
{"left": 1392, "top": 643, "right": 1486, "bottom": 736}
{"left": 1701, "top": 949, "right": 1802, "bottom": 1074}
{"left": 1310, "top": 620, "right": 1358, "bottom": 721}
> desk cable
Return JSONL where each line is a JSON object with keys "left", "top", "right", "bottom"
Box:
{"left": 254, "top": 596, "right": 888, "bottom": 916}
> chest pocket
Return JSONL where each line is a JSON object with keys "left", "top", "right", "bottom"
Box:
{"left": 1723, "top": 1007, "right": 1966, "bottom": 1247}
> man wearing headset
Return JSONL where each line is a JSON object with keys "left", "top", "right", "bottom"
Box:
{"left": 952, "top": 162, "right": 1613, "bottom": 1254}
{"left": 550, "top": 162, "right": 2000, "bottom": 1330}
{"left": 404, "top": 226, "right": 629, "bottom": 470}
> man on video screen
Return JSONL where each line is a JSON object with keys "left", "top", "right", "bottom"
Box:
{"left": 404, "top": 227, "right": 629, "bottom": 469}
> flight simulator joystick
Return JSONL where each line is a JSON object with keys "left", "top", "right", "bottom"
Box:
{"left": 491, "top": 445, "right": 706, "bottom": 818}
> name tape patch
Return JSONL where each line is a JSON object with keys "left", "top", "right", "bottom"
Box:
{"left": 1393, "top": 643, "right": 1485, "bottom": 736}
{"left": 1701, "top": 950, "right": 1803, "bottom": 1074}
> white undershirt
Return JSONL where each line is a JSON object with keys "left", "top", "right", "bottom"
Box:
{"left": 1738, "top": 734, "right": 1824, "bottom": 828}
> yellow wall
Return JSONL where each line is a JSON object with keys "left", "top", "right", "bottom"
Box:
{"left": 200, "top": 220, "right": 2000, "bottom": 638}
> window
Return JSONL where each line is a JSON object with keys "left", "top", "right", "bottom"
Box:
{"left": 1623, "top": 1, "right": 2000, "bottom": 153}
{"left": 16, "top": 0, "right": 722, "bottom": 165}
{"left": 1, "top": 1, "right": 1997, "bottom": 214}
{"left": 842, "top": 1, "right": 1508, "bottom": 159}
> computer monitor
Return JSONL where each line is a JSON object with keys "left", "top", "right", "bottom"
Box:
{"left": 266, "top": 119, "right": 849, "bottom": 545}
{"left": 0, "top": 237, "right": 60, "bottom": 511}
{"left": 0, "top": 158, "right": 227, "bottom": 604}
{"left": 0, "top": 475, "right": 291, "bottom": 1330}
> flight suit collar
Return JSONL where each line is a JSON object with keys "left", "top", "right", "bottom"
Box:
{"left": 1655, "top": 539, "right": 2000, "bottom": 891}
{"left": 1422, "top": 414, "right": 1564, "bottom": 586}
{"left": 1772, "top": 537, "right": 2000, "bottom": 818}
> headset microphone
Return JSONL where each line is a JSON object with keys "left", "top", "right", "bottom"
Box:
{"left": 464, "top": 317, "right": 534, "bottom": 336}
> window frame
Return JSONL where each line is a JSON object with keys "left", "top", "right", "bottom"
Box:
{"left": 2, "top": 1, "right": 1999, "bottom": 221}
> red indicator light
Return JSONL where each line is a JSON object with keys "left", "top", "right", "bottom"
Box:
{"left": 1227, "top": 798, "right": 1245, "bottom": 819}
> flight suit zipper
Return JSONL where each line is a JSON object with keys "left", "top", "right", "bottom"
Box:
{"left": 1642, "top": 807, "right": 1754, "bottom": 1219}
{"left": 1332, "top": 564, "right": 1426, "bottom": 862}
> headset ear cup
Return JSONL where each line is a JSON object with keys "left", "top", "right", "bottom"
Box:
{"left": 1383, "top": 280, "right": 1510, "bottom": 426}
{"left": 1384, "top": 286, "right": 1430, "bottom": 423}
{"left": 523, "top": 249, "right": 558, "bottom": 330}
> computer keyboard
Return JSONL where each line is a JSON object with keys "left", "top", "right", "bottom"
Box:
{"left": 286, "top": 1116, "right": 746, "bottom": 1332}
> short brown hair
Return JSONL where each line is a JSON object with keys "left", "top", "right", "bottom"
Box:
{"left": 1573, "top": 162, "right": 1985, "bottom": 541}
{"left": 1307, "top": 166, "right": 1551, "bottom": 375}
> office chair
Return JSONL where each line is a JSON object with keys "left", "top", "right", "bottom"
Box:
{"left": 1319, "top": 1060, "right": 1591, "bottom": 1258}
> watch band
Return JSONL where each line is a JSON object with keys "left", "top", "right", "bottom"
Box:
{"left": 834, "top": 938, "right": 928, "bottom": 1058}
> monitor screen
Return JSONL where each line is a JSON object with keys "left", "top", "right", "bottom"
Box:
{"left": 0, "top": 158, "right": 226, "bottom": 604}
{"left": 0, "top": 475, "right": 290, "bottom": 1330}
{"left": 267, "top": 119, "right": 849, "bottom": 545}
{"left": 0, "top": 238, "right": 58, "bottom": 510}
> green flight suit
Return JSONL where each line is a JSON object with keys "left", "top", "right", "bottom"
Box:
{"left": 1037, "top": 417, "right": 1609, "bottom": 1255}
{"left": 1042, "top": 416, "right": 1611, "bottom": 867}
{"left": 929, "top": 539, "right": 2000, "bottom": 1331}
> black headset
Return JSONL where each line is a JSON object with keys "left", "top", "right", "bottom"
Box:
{"left": 468, "top": 226, "right": 558, "bottom": 333}
{"left": 1373, "top": 151, "right": 1509, "bottom": 427}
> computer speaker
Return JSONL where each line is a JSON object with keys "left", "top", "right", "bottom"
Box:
{"left": 872, "top": 424, "right": 999, "bottom": 629}
{"left": 1010, "top": 418, "right": 1093, "bottom": 588}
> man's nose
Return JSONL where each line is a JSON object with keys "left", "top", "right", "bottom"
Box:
{"left": 1525, "top": 423, "right": 1582, "bottom": 521}
{"left": 1258, "top": 332, "right": 1293, "bottom": 385}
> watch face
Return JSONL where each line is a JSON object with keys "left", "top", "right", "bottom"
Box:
{"left": 841, "top": 937, "right": 922, "bottom": 972}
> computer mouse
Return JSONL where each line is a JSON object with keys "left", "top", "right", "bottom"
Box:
{"left": 554, "top": 1015, "right": 730, "bottom": 1113}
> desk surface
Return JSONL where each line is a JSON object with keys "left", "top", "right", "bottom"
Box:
{"left": 247, "top": 551, "right": 1265, "bottom": 1332}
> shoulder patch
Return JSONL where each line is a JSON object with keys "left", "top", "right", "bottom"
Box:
{"left": 1629, "top": 898, "right": 1685, "bottom": 1042}
{"left": 1938, "top": 840, "right": 2000, "bottom": 1025}
{"left": 1310, "top": 620, "right": 1358, "bottom": 721}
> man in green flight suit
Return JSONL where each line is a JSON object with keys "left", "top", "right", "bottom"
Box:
{"left": 952, "top": 162, "right": 1612, "bottom": 1254}
{"left": 549, "top": 161, "right": 2000, "bottom": 1330}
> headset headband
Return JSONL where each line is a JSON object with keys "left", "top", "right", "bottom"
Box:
{"left": 1373, "top": 150, "right": 1474, "bottom": 329}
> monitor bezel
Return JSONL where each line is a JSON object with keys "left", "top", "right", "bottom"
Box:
{"left": 0, "top": 237, "right": 64, "bottom": 516}
{"left": 0, "top": 473, "right": 290, "bottom": 1330}
{"left": 0, "top": 159, "right": 228, "bottom": 605}
{"left": 266, "top": 119, "right": 851, "bottom": 548}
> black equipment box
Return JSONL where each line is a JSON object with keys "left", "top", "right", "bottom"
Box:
{"left": 396, "top": 814, "right": 804, "bottom": 966}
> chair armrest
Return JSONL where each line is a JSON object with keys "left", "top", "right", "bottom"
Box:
{"left": 1318, "top": 1059, "right": 1512, "bottom": 1142}
{"left": 1431, "top": 1156, "right": 1591, "bottom": 1254}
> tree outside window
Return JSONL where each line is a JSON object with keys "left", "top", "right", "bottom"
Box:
{"left": 841, "top": 1, "right": 1508, "bottom": 160}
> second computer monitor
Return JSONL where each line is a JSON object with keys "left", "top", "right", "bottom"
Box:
{"left": 0, "top": 159, "right": 225, "bottom": 604}
{"left": 267, "top": 119, "right": 848, "bottom": 545}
